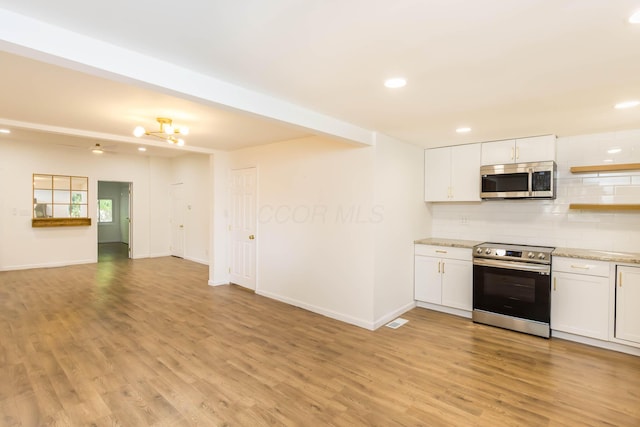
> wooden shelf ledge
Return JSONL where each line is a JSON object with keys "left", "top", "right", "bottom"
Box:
{"left": 569, "top": 204, "right": 640, "bottom": 211}
{"left": 32, "top": 218, "right": 92, "bottom": 227}
{"left": 570, "top": 163, "right": 640, "bottom": 173}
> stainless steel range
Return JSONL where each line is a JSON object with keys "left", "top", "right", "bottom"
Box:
{"left": 472, "top": 242, "right": 554, "bottom": 338}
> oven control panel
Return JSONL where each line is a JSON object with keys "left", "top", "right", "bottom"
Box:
{"left": 473, "top": 243, "right": 554, "bottom": 264}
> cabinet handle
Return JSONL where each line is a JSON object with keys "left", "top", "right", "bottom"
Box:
{"left": 435, "top": 250, "right": 447, "bottom": 254}
{"left": 516, "top": 146, "right": 520, "bottom": 160}
{"left": 553, "top": 277, "right": 556, "bottom": 291}
{"left": 437, "top": 261, "right": 441, "bottom": 274}
{"left": 570, "top": 264, "right": 590, "bottom": 270}
{"left": 619, "top": 272, "right": 622, "bottom": 287}
{"left": 510, "top": 147, "right": 514, "bottom": 160}
{"left": 442, "top": 262, "right": 445, "bottom": 274}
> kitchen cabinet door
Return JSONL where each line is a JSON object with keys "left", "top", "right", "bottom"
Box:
{"left": 480, "top": 139, "right": 516, "bottom": 165}
{"left": 425, "top": 144, "right": 481, "bottom": 202}
{"left": 424, "top": 147, "right": 451, "bottom": 201}
{"left": 450, "top": 144, "right": 481, "bottom": 202}
{"left": 615, "top": 266, "right": 640, "bottom": 344}
{"left": 481, "top": 135, "right": 556, "bottom": 165}
{"left": 441, "top": 258, "right": 473, "bottom": 311}
{"left": 551, "top": 271, "right": 609, "bottom": 340}
{"left": 515, "top": 135, "right": 556, "bottom": 163}
{"left": 414, "top": 255, "right": 442, "bottom": 304}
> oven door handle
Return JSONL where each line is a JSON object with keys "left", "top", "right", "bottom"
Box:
{"left": 473, "top": 258, "right": 550, "bottom": 274}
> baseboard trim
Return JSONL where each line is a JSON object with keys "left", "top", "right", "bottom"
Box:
{"left": 415, "top": 301, "right": 472, "bottom": 319}
{"left": 0, "top": 258, "right": 95, "bottom": 271}
{"left": 256, "top": 290, "right": 375, "bottom": 330}
{"left": 208, "top": 280, "right": 229, "bottom": 287}
{"left": 551, "top": 330, "right": 640, "bottom": 357}
{"left": 373, "top": 301, "right": 417, "bottom": 330}
{"left": 184, "top": 256, "right": 209, "bottom": 266}
{"left": 148, "top": 252, "right": 171, "bottom": 258}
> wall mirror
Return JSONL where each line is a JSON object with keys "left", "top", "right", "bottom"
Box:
{"left": 32, "top": 174, "right": 91, "bottom": 227}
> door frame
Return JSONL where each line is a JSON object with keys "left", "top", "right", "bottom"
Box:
{"left": 97, "top": 180, "right": 133, "bottom": 259}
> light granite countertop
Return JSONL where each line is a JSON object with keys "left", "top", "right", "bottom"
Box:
{"left": 414, "top": 238, "right": 640, "bottom": 264}
{"left": 414, "top": 237, "right": 482, "bottom": 249}
{"left": 553, "top": 247, "right": 640, "bottom": 265}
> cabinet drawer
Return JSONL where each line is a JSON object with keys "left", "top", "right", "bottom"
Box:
{"left": 415, "top": 245, "right": 471, "bottom": 261}
{"left": 553, "top": 257, "right": 610, "bottom": 277}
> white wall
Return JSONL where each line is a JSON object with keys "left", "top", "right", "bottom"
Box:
{"left": 429, "top": 128, "right": 640, "bottom": 252}
{"left": 170, "top": 154, "right": 211, "bottom": 264}
{"left": 229, "top": 136, "right": 377, "bottom": 328}
{"left": 373, "top": 134, "right": 431, "bottom": 327}
{"left": 223, "top": 134, "right": 431, "bottom": 329}
{"left": 0, "top": 137, "right": 172, "bottom": 270}
{"left": 209, "top": 151, "right": 230, "bottom": 286}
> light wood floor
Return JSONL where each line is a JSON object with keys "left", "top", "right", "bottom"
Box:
{"left": 1, "top": 257, "right": 639, "bottom": 426}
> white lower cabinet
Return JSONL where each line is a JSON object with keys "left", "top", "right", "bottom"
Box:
{"left": 414, "top": 245, "right": 472, "bottom": 312}
{"left": 615, "top": 265, "right": 640, "bottom": 345}
{"left": 551, "top": 257, "right": 610, "bottom": 340}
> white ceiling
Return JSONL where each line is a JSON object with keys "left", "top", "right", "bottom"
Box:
{"left": 1, "top": 0, "right": 640, "bottom": 154}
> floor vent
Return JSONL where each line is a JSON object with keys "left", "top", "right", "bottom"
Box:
{"left": 385, "top": 318, "right": 408, "bottom": 329}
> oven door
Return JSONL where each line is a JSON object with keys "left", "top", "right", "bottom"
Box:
{"left": 473, "top": 258, "right": 551, "bottom": 323}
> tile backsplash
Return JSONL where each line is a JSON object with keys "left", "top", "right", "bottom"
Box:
{"left": 430, "top": 129, "right": 640, "bottom": 253}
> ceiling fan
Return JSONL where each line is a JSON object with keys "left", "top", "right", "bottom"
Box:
{"left": 89, "top": 143, "right": 112, "bottom": 154}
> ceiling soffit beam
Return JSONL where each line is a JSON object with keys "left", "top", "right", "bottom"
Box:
{"left": 0, "top": 8, "right": 375, "bottom": 147}
{"left": 0, "top": 117, "right": 217, "bottom": 154}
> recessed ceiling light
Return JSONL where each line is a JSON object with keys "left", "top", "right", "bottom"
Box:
{"left": 614, "top": 100, "right": 640, "bottom": 109}
{"left": 607, "top": 148, "right": 622, "bottom": 154}
{"left": 0, "top": 129, "right": 10, "bottom": 134}
{"left": 456, "top": 127, "right": 471, "bottom": 133}
{"left": 138, "top": 147, "right": 147, "bottom": 152}
{"left": 384, "top": 78, "right": 407, "bottom": 88}
{"left": 629, "top": 10, "right": 640, "bottom": 23}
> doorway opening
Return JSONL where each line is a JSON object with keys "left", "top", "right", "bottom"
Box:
{"left": 97, "top": 181, "right": 132, "bottom": 262}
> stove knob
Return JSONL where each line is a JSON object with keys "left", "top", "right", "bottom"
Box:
{"left": 538, "top": 253, "right": 546, "bottom": 260}
{"left": 485, "top": 248, "right": 491, "bottom": 255}
{"left": 528, "top": 252, "right": 534, "bottom": 259}
{"left": 476, "top": 248, "right": 483, "bottom": 254}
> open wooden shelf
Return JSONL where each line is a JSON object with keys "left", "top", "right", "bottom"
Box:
{"left": 32, "top": 218, "right": 92, "bottom": 227}
{"left": 569, "top": 204, "right": 640, "bottom": 211}
{"left": 570, "top": 163, "right": 640, "bottom": 173}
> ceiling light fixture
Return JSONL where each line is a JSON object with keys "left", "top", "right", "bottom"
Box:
{"left": 91, "top": 144, "right": 104, "bottom": 154}
{"left": 456, "top": 127, "right": 471, "bottom": 133}
{"left": 384, "top": 77, "right": 407, "bottom": 88}
{"left": 138, "top": 147, "right": 147, "bottom": 152}
{"left": 614, "top": 100, "right": 640, "bottom": 109}
{"left": 133, "top": 117, "right": 188, "bottom": 146}
{"left": 629, "top": 10, "right": 640, "bottom": 23}
{"left": 0, "top": 129, "right": 10, "bottom": 134}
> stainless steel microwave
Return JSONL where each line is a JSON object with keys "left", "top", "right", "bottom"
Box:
{"left": 480, "top": 161, "right": 556, "bottom": 199}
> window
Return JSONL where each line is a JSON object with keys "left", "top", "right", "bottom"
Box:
{"left": 32, "top": 174, "right": 91, "bottom": 228}
{"left": 98, "top": 199, "right": 113, "bottom": 223}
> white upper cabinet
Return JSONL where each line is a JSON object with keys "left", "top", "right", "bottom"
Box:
{"left": 425, "top": 143, "right": 481, "bottom": 202}
{"left": 481, "top": 135, "right": 556, "bottom": 165}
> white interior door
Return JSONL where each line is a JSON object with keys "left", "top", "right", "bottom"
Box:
{"left": 170, "top": 183, "right": 185, "bottom": 258}
{"left": 230, "top": 168, "right": 257, "bottom": 290}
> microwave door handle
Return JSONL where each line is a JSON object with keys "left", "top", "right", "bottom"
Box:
{"left": 528, "top": 168, "right": 533, "bottom": 196}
